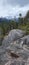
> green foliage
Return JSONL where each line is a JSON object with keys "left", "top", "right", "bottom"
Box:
{"left": 25, "top": 11, "right": 29, "bottom": 19}
{"left": 0, "top": 10, "right": 29, "bottom": 37}
{"left": 0, "top": 11, "right": 29, "bottom": 46}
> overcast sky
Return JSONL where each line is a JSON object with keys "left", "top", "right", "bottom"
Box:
{"left": 0, "top": 0, "right": 29, "bottom": 18}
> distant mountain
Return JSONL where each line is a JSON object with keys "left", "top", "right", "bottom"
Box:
{"left": 0, "top": 17, "right": 18, "bottom": 23}
{"left": 0, "top": 18, "right": 10, "bottom": 23}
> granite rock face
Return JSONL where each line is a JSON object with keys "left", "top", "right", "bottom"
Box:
{"left": 21, "top": 35, "right": 29, "bottom": 45}
{"left": 0, "top": 29, "right": 29, "bottom": 65}
{"left": 2, "top": 29, "right": 25, "bottom": 48}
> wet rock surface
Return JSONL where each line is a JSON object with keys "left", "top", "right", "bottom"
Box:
{"left": 0, "top": 29, "right": 29, "bottom": 65}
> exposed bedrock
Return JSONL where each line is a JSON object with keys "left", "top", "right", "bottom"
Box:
{"left": 0, "top": 29, "right": 29, "bottom": 65}
{"left": 2, "top": 29, "right": 25, "bottom": 48}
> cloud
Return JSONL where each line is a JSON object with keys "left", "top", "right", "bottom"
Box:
{"left": 0, "top": 0, "right": 29, "bottom": 18}
{"left": 7, "top": 0, "right": 29, "bottom": 6}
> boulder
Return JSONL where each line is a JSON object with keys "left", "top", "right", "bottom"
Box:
{"left": 2, "top": 29, "right": 25, "bottom": 48}
{"left": 21, "top": 35, "right": 29, "bottom": 45}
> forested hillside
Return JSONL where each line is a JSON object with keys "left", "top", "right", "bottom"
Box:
{"left": 0, "top": 11, "right": 29, "bottom": 37}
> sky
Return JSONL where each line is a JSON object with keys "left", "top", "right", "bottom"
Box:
{"left": 0, "top": 0, "right": 29, "bottom": 18}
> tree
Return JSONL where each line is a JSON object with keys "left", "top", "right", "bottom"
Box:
{"left": 19, "top": 13, "right": 23, "bottom": 24}
{"left": 25, "top": 10, "right": 29, "bottom": 19}
{"left": 23, "top": 11, "right": 29, "bottom": 25}
{"left": 19, "top": 13, "right": 22, "bottom": 18}
{"left": 9, "top": 20, "right": 17, "bottom": 30}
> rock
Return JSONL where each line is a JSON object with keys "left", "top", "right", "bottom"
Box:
{"left": 1, "top": 30, "right": 29, "bottom": 65}
{"left": 5, "top": 38, "right": 24, "bottom": 56}
{"left": 10, "top": 61, "right": 25, "bottom": 65}
{"left": 5, "top": 60, "right": 25, "bottom": 65}
{"left": 2, "top": 29, "right": 25, "bottom": 48}
{"left": 21, "top": 35, "right": 29, "bottom": 45}
{"left": 0, "top": 48, "right": 5, "bottom": 54}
